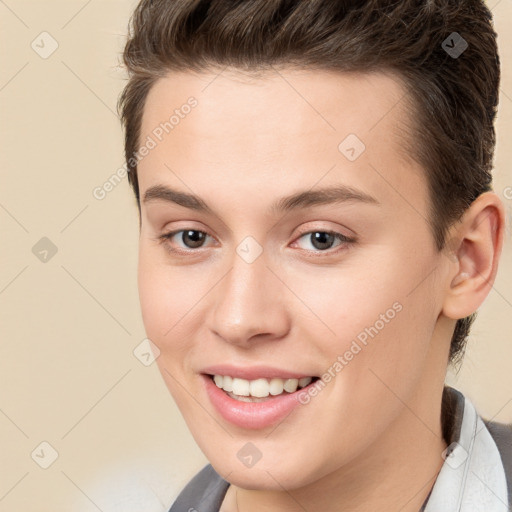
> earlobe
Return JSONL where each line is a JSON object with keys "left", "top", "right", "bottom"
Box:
{"left": 442, "top": 192, "right": 505, "bottom": 320}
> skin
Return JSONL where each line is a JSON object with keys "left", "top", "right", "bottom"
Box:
{"left": 136, "top": 67, "right": 505, "bottom": 511}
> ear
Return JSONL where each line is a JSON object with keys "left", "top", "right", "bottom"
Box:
{"left": 441, "top": 191, "right": 506, "bottom": 320}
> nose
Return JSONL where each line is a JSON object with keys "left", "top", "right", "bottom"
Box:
{"left": 208, "top": 247, "right": 291, "bottom": 348}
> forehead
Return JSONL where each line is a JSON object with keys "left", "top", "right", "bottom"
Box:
{"left": 142, "top": 67, "right": 412, "bottom": 149}
{"left": 138, "top": 67, "right": 427, "bottom": 217}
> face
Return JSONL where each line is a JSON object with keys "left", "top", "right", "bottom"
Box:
{"left": 137, "top": 68, "right": 451, "bottom": 490}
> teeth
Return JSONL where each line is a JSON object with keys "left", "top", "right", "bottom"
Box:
{"left": 223, "top": 375, "right": 233, "bottom": 392}
{"left": 269, "top": 377, "right": 285, "bottom": 396}
{"left": 231, "top": 378, "right": 250, "bottom": 396}
{"left": 284, "top": 378, "right": 299, "bottom": 393}
{"left": 212, "top": 375, "right": 314, "bottom": 399}
{"left": 299, "top": 377, "right": 313, "bottom": 388}
{"left": 250, "top": 378, "right": 269, "bottom": 398}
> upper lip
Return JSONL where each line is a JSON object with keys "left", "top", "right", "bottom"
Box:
{"left": 201, "top": 364, "right": 316, "bottom": 381}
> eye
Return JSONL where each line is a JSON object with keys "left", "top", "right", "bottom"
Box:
{"left": 293, "top": 230, "right": 354, "bottom": 253}
{"left": 156, "top": 228, "right": 355, "bottom": 257}
{"left": 157, "top": 229, "right": 213, "bottom": 252}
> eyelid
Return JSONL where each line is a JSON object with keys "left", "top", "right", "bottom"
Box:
{"left": 294, "top": 224, "right": 355, "bottom": 241}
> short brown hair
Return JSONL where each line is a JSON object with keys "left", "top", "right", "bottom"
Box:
{"left": 118, "top": 0, "right": 500, "bottom": 365}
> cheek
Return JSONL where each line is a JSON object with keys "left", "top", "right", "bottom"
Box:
{"left": 137, "top": 247, "right": 198, "bottom": 350}
{"left": 138, "top": 238, "right": 188, "bottom": 312}
{"left": 282, "top": 258, "right": 406, "bottom": 343}
{"left": 137, "top": 253, "right": 201, "bottom": 407}
{"left": 316, "top": 263, "right": 440, "bottom": 423}
{"left": 137, "top": 262, "right": 170, "bottom": 340}
{"left": 290, "top": 246, "right": 439, "bottom": 376}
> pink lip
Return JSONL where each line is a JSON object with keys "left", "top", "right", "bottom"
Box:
{"left": 201, "top": 374, "right": 317, "bottom": 430}
{"left": 200, "top": 364, "right": 315, "bottom": 380}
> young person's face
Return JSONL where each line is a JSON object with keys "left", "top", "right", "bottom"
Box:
{"left": 137, "top": 68, "right": 453, "bottom": 489}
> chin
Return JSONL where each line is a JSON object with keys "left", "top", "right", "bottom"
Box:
{"left": 202, "top": 444, "right": 330, "bottom": 492}
{"left": 216, "top": 462, "right": 311, "bottom": 491}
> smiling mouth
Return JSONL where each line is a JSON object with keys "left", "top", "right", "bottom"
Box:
{"left": 207, "top": 374, "right": 320, "bottom": 402}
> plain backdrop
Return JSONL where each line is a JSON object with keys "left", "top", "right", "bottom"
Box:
{"left": 0, "top": 1, "right": 511, "bottom": 510}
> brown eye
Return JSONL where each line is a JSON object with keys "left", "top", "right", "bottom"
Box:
{"left": 158, "top": 229, "right": 212, "bottom": 251}
{"left": 295, "top": 230, "right": 353, "bottom": 253}
{"left": 179, "top": 230, "right": 207, "bottom": 248}
{"left": 309, "top": 232, "right": 337, "bottom": 250}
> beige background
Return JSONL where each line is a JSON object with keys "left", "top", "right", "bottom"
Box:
{"left": 0, "top": 1, "right": 511, "bottom": 510}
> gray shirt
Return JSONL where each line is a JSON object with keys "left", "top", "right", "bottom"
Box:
{"left": 169, "top": 386, "right": 512, "bottom": 512}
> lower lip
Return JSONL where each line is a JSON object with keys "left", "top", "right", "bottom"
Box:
{"left": 202, "top": 374, "right": 315, "bottom": 430}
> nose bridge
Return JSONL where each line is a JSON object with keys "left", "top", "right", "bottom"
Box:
{"left": 209, "top": 241, "right": 289, "bottom": 344}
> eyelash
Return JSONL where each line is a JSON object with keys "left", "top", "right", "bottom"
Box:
{"left": 155, "top": 228, "right": 356, "bottom": 257}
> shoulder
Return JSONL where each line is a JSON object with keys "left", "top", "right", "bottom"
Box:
{"left": 441, "top": 387, "right": 512, "bottom": 510}
{"left": 168, "top": 464, "right": 230, "bottom": 512}
{"left": 485, "top": 419, "right": 512, "bottom": 469}
{"left": 485, "top": 419, "right": 512, "bottom": 508}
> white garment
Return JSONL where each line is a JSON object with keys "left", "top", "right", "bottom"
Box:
{"left": 424, "top": 395, "right": 509, "bottom": 512}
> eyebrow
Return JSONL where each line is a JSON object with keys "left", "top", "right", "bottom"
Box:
{"left": 142, "top": 183, "right": 380, "bottom": 215}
